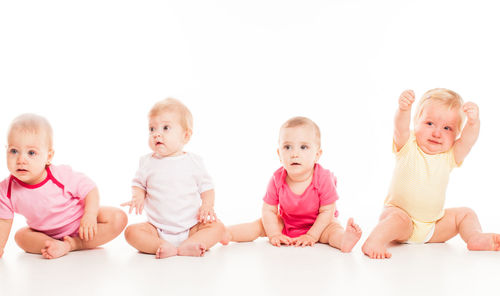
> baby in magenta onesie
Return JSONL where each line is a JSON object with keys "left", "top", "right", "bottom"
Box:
{"left": 0, "top": 114, "right": 127, "bottom": 259}
{"left": 226, "top": 116, "right": 362, "bottom": 251}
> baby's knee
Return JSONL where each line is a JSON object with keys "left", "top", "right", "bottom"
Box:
{"left": 457, "top": 207, "right": 477, "bottom": 219}
{"left": 113, "top": 209, "right": 128, "bottom": 231}
{"left": 386, "top": 208, "right": 412, "bottom": 225}
{"left": 14, "top": 227, "right": 30, "bottom": 248}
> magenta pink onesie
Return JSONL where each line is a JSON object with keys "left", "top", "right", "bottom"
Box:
{"left": 263, "top": 163, "right": 339, "bottom": 238}
{"left": 0, "top": 165, "right": 96, "bottom": 239}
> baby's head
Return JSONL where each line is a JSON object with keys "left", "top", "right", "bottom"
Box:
{"left": 148, "top": 98, "right": 193, "bottom": 158}
{"left": 414, "top": 88, "right": 465, "bottom": 154}
{"left": 278, "top": 116, "right": 322, "bottom": 177}
{"left": 6, "top": 113, "right": 54, "bottom": 185}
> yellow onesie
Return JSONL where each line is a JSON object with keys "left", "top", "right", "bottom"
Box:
{"left": 384, "top": 132, "right": 459, "bottom": 243}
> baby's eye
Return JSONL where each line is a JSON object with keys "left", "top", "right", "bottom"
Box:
{"left": 149, "top": 127, "right": 155, "bottom": 132}
{"left": 283, "top": 145, "right": 292, "bottom": 150}
{"left": 28, "top": 150, "right": 37, "bottom": 157}
{"left": 163, "top": 125, "right": 169, "bottom": 131}
{"left": 426, "top": 122, "right": 433, "bottom": 126}
{"left": 444, "top": 126, "right": 452, "bottom": 131}
{"left": 8, "top": 148, "right": 18, "bottom": 154}
{"left": 300, "top": 145, "right": 308, "bottom": 150}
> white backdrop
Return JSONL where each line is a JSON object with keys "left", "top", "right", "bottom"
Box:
{"left": 1, "top": 0, "right": 499, "bottom": 237}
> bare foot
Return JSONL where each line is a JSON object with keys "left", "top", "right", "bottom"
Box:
{"left": 362, "top": 238, "right": 392, "bottom": 259}
{"left": 155, "top": 242, "right": 178, "bottom": 259}
{"left": 340, "top": 218, "right": 362, "bottom": 253}
{"left": 41, "top": 237, "right": 72, "bottom": 259}
{"left": 467, "top": 233, "right": 500, "bottom": 251}
{"left": 177, "top": 242, "right": 206, "bottom": 257}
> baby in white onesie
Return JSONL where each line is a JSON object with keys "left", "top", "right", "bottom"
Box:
{"left": 122, "top": 98, "right": 226, "bottom": 258}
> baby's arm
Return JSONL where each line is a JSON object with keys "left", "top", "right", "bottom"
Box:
{"left": 294, "top": 203, "right": 336, "bottom": 246}
{"left": 0, "top": 218, "right": 13, "bottom": 258}
{"left": 394, "top": 90, "right": 415, "bottom": 151}
{"left": 79, "top": 187, "right": 99, "bottom": 241}
{"left": 198, "top": 189, "right": 217, "bottom": 224}
{"left": 262, "top": 202, "right": 292, "bottom": 246}
{"left": 121, "top": 186, "right": 146, "bottom": 215}
{"left": 454, "top": 102, "right": 480, "bottom": 165}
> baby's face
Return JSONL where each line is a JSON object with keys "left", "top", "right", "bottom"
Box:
{"left": 278, "top": 125, "right": 322, "bottom": 179}
{"left": 148, "top": 110, "right": 189, "bottom": 158}
{"left": 6, "top": 130, "right": 53, "bottom": 185}
{"left": 414, "top": 102, "right": 460, "bottom": 155}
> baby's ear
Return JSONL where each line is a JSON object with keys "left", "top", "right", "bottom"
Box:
{"left": 47, "top": 149, "right": 55, "bottom": 165}
{"left": 184, "top": 129, "right": 193, "bottom": 143}
{"left": 315, "top": 148, "right": 323, "bottom": 162}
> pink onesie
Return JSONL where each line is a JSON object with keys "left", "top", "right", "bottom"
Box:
{"left": 0, "top": 165, "right": 96, "bottom": 239}
{"left": 263, "top": 163, "right": 339, "bottom": 238}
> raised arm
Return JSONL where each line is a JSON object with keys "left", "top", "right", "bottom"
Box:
{"left": 294, "top": 203, "right": 336, "bottom": 246}
{"left": 262, "top": 202, "right": 292, "bottom": 246}
{"left": 453, "top": 102, "right": 480, "bottom": 165}
{"left": 0, "top": 218, "right": 13, "bottom": 258}
{"left": 394, "top": 90, "right": 415, "bottom": 151}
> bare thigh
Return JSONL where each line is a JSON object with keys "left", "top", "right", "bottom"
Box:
{"left": 379, "top": 206, "right": 413, "bottom": 243}
{"left": 427, "top": 207, "right": 476, "bottom": 243}
{"left": 125, "top": 222, "right": 160, "bottom": 239}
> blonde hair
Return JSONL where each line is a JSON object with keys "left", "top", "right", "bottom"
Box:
{"left": 8, "top": 113, "right": 54, "bottom": 149}
{"left": 414, "top": 88, "right": 465, "bottom": 130}
{"left": 280, "top": 116, "right": 321, "bottom": 147}
{"left": 149, "top": 98, "right": 193, "bottom": 132}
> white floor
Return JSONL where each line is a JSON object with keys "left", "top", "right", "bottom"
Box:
{"left": 2, "top": 234, "right": 500, "bottom": 296}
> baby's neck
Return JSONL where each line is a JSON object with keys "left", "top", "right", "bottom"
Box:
{"left": 285, "top": 170, "right": 314, "bottom": 195}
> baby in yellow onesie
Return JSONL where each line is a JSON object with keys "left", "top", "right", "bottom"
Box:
{"left": 362, "top": 88, "right": 500, "bottom": 259}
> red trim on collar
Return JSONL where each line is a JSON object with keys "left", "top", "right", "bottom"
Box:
{"left": 7, "top": 166, "right": 65, "bottom": 199}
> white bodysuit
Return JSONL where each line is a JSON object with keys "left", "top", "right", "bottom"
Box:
{"left": 132, "top": 152, "right": 214, "bottom": 246}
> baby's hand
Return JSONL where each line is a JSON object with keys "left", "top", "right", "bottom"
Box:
{"left": 79, "top": 212, "right": 98, "bottom": 241}
{"left": 292, "top": 234, "right": 318, "bottom": 247}
{"left": 463, "top": 102, "right": 479, "bottom": 125}
{"left": 399, "top": 90, "right": 415, "bottom": 111}
{"left": 268, "top": 234, "right": 293, "bottom": 247}
{"left": 197, "top": 205, "right": 217, "bottom": 224}
{"left": 121, "top": 195, "right": 145, "bottom": 215}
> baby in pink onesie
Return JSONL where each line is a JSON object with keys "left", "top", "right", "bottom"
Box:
{"left": 227, "top": 117, "right": 362, "bottom": 251}
{"left": 0, "top": 114, "right": 127, "bottom": 259}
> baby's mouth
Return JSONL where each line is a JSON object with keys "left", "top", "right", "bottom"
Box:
{"left": 17, "top": 169, "right": 28, "bottom": 172}
{"left": 291, "top": 162, "right": 301, "bottom": 166}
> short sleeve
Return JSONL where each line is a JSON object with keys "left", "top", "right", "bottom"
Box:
{"left": 52, "top": 165, "right": 96, "bottom": 200}
{"left": 189, "top": 154, "right": 214, "bottom": 194}
{"left": 316, "top": 168, "right": 339, "bottom": 206}
{"left": 393, "top": 132, "right": 414, "bottom": 157}
{"left": 263, "top": 174, "right": 279, "bottom": 205}
{"left": 0, "top": 179, "right": 14, "bottom": 219}
{"left": 131, "top": 156, "right": 148, "bottom": 191}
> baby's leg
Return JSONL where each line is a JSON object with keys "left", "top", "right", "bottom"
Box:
{"left": 428, "top": 207, "right": 500, "bottom": 251}
{"left": 124, "top": 222, "right": 164, "bottom": 254}
{"left": 67, "top": 206, "right": 127, "bottom": 251}
{"left": 362, "top": 206, "right": 413, "bottom": 259}
{"left": 15, "top": 227, "right": 71, "bottom": 259}
{"left": 319, "top": 218, "right": 362, "bottom": 252}
{"left": 178, "top": 220, "right": 225, "bottom": 256}
{"left": 226, "top": 219, "right": 266, "bottom": 242}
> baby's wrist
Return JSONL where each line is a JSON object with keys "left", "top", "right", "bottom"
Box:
{"left": 305, "top": 233, "right": 319, "bottom": 241}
